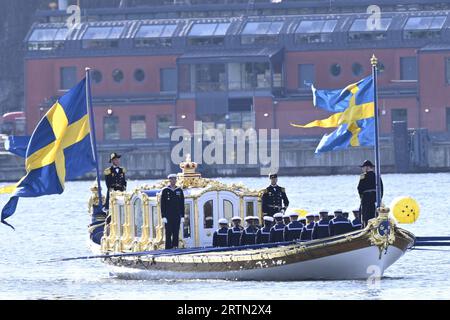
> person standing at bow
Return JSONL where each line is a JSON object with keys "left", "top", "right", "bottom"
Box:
{"left": 262, "top": 173, "right": 289, "bottom": 217}
{"left": 358, "top": 160, "right": 383, "bottom": 227}
{"left": 103, "top": 152, "right": 127, "bottom": 212}
{"left": 161, "top": 174, "right": 185, "bottom": 250}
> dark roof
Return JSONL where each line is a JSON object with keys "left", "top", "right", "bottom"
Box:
{"left": 419, "top": 43, "right": 450, "bottom": 52}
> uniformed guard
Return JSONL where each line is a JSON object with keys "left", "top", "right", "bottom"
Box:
{"left": 240, "top": 216, "right": 258, "bottom": 246}
{"left": 256, "top": 216, "right": 273, "bottom": 244}
{"left": 261, "top": 173, "right": 289, "bottom": 217}
{"left": 284, "top": 212, "right": 304, "bottom": 241}
{"left": 312, "top": 209, "right": 330, "bottom": 240}
{"left": 227, "top": 216, "right": 243, "bottom": 246}
{"left": 351, "top": 208, "right": 363, "bottom": 230}
{"left": 213, "top": 218, "right": 229, "bottom": 247}
{"left": 358, "top": 160, "right": 384, "bottom": 227}
{"left": 160, "top": 174, "right": 185, "bottom": 250}
{"left": 300, "top": 213, "right": 316, "bottom": 241}
{"left": 329, "top": 209, "right": 353, "bottom": 236}
{"left": 103, "top": 152, "right": 127, "bottom": 211}
{"left": 328, "top": 213, "right": 335, "bottom": 221}
{"left": 269, "top": 212, "right": 286, "bottom": 243}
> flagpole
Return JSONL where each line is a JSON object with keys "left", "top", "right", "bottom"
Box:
{"left": 85, "top": 68, "right": 103, "bottom": 209}
{"left": 371, "top": 55, "right": 382, "bottom": 210}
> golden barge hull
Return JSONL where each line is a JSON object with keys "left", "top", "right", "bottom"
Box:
{"left": 102, "top": 225, "right": 415, "bottom": 281}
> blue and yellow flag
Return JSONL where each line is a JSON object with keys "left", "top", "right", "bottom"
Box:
{"left": 1, "top": 78, "right": 95, "bottom": 228}
{"left": 291, "top": 76, "right": 375, "bottom": 153}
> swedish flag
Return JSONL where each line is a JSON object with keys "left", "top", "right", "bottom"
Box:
{"left": 1, "top": 78, "right": 95, "bottom": 228}
{"left": 291, "top": 76, "right": 375, "bottom": 153}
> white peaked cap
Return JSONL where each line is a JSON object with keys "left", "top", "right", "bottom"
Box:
{"left": 289, "top": 212, "right": 299, "bottom": 217}
{"left": 273, "top": 213, "right": 283, "bottom": 218}
{"left": 167, "top": 174, "right": 177, "bottom": 179}
{"left": 306, "top": 212, "right": 315, "bottom": 218}
{"left": 231, "top": 216, "right": 242, "bottom": 221}
{"left": 263, "top": 216, "right": 274, "bottom": 222}
{"left": 219, "top": 218, "right": 228, "bottom": 224}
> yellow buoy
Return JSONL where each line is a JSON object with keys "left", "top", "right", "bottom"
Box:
{"left": 292, "top": 209, "right": 308, "bottom": 217}
{"left": 390, "top": 196, "right": 420, "bottom": 224}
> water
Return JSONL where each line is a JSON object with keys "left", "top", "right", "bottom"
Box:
{"left": 1, "top": 173, "right": 449, "bottom": 300}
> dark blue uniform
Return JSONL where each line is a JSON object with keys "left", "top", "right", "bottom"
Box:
{"left": 269, "top": 223, "right": 286, "bottom": 243}
{"left": 358, "top": 171, "right": 384, "bottom": 226}
{"left": 104, "top": 166, "right": 127, "bottom": 210}
{"left": 227, "top": 226, "right": 243, "bottom": 246}
{"left": 213, "top": 227, "right": 229, "bottom": 247}
{"left": 300, "top": 222, "right": 315, "bottom": 241}
{"left": 284, "top": 221, "right": 304, "bottom": 241}
{"left": 262, "top": 185, "right": 289, "bottom": 216}
{"left": 312, "top": 219, "right": 330, "bottom": 240}
{"left": 256, "top": 226, "right": 271, "bottom": 244}
{"left": 329, "top": 217, "right": 353, "bottom": 236}
{"left": 240, "top": 225, "right": 258, "bottom": 245}
{"left": 160, "top": 186, "right": 185, "bottom": 249}
{"left": 352, "top": 218, "right": 362, "bottom": 230}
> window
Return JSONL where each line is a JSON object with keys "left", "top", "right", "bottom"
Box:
{"left": 183, "top": 203, "right": 192, "bottom": 238}
{"left": 188, "top": 22, "right": 230, "bottom": 46}
{"left": 352, "top": 63, "right": 363, "bottom": 77}
{"left": 298, "top": 64, "right": 315, "bottom": 88}
{"left": 157, "top": 115, "right": 172, "bottom": 139}
{"left": 82, "top": 26, "right": 124, "bottom": 49}
{"left": 194, "top": 63, "right": 226, "bottom": 91}
{"left": 112, "top": 69, "right": 124, "bottom": 83}
{"left": 400, "top": 57, "right": 417, "bottom": 80}
{"left": 60, "top": 67, "right": 77, "bottom": 90}
{"left": 134, "top": 69, "right": 145, "bottom": 82}
{"left": 160, "top": 68, "right": 177, "bottom": 92}
{"left": 446, "top": 108, "right": 450, "bottom": 131}
{"left": 151, "top": 206, "right": 157, "bottom": 237}
{"left": 131, "top": 116, "right": 146, "bottom": 140}
{"left": 133, "top": 198, "right": 143, "bottom": 238}
{"left": 446, "top": 58, "right": 450, "bottom": 84}
{"left": 245, "top": 202, "right": 255, "bottom": 217}
{"left": 392, "top": 109, "right": 408, "bottom": 127}
{"left": 330, "top": 63, "right": 341, "bottom": 77}
{"left": 204, "top": 200, "right": 214, "bottom": 229}
{"left": 134, "top": 24, "right": 176, "bottom": 48}
{"left": 348, "top": 18, "right": 391, "bottom": 41}
{"left": 92, "top": 70, "right": 103, "bottom": 84}
{"left": 227, "top": 62, "right": 270, "bottom": 90}
{"left": 241, "top": 21, "right": 283, "bottom": 45}
{"left": 228, "top": 98, "right": 255, "bottom": 130}
{"left": 295, "top": 19, "right": 337, "bottom": 44}
{"left": 403, "top": 16, "right": 446, "bottom": 40}
{"left": 223, "top": 200, "right": 233, "bottom": 222}
{"left": 28, "top": 28, "right": 68, "bottom": 51}
{"left": 104, "top": 116, "right": 120, "bottom": 140}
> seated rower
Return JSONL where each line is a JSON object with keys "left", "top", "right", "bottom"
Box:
{"left": 252, "top": 216, "right": 261, "bottom": 230}
{"left": 314, "top": 213, "right": 320, "bottom": 223}
{"left": 328, "top": 212, "right": 335, "bottom": 221}
{"left": 312, "top": 209, "right": 330, "bottom": 240}
{"left": 351, "top": 208, "right": 363, "bottom": 230}
{"left": 213, "top": 218, "right": 229, "bottom": 247}
{"left": 269, "top": 213, "right": 286, "bottom": 243}
{"left": 343, "top": 211, "right": 350, "bottom": 220}
{"left": 300, "top": 213, "right": 316, "bottom": 241}
{"left": 329, "top": 209, "right": 353, "bottom": 236}
{"left": 240, "top": 216, "right": 258, "bottom": 246}
{"left": 227, "top": 216, "right": 243, "bottom": 247}
{"left": 299, "top": 217, "right": 307, "bottom": 226}
{"left": 256, "top": 216, "right": 273, "bottom": 244}
{"left": 284, "top": 212, "right": 304, "bottom": 241}
{"left": 282, "top": 213, "right": 291, "bottom": 226}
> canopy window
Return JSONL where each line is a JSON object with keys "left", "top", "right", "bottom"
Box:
{"left": 241, "top": 21, "right": 284, "bottom": 45}
{"left": 188, "top": 22, "right": 230, "bottom": 46}
{"left": 403, "top": 16, "right": 446, "bottom": 40}
{"left": 295, "top": 19, "right": 337, "bottom": 44}
{"left": 28, "top": 28, "right": 69, "bottom": 51}
{"left": 348, "top": 18, "right": 392, "bottom": 42}
{"left": 135, "top": 24, "right": 177, "bottom": 47}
